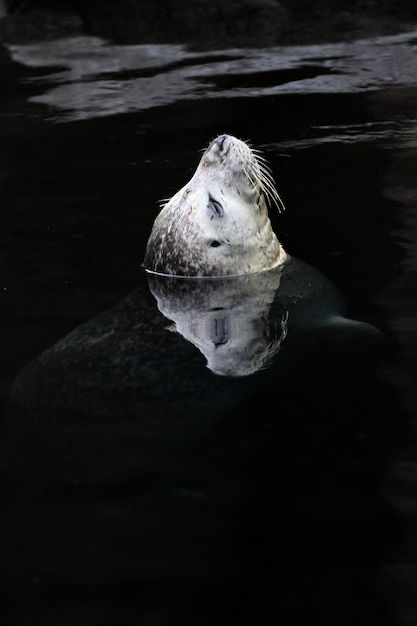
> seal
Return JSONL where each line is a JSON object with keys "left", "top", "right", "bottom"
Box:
{"left": 143, "top": 134, "right": 288, "bottom": 277}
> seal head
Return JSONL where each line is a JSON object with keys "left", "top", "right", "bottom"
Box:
{"left": 143, "top": 134, "right": 287, "bottom": 277}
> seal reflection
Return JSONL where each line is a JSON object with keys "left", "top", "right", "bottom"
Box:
{"left": 146, "top": 255, "right": 383, "bottom": 380}
{"left": 147, "top": 266, "right": 287, "bottom": 377}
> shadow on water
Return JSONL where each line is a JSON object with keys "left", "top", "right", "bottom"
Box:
{"left": 1, "top": 34, "right": 417, "bottom": 625}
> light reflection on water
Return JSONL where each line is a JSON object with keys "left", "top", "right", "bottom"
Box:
{"left": 6, "top": 29, "right": 417, "bottom": 121}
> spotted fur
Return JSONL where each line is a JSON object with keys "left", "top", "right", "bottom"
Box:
{"left": 143, "top": 134, "right": 288, "bottom": 277}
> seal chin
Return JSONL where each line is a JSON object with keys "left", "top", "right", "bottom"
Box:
{"left": 143, "top": 134, "right": 288, "bottom": 277}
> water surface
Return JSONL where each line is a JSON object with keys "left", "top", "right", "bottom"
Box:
{"left": 1, "top": 31, "right": 417, "bottom": 625}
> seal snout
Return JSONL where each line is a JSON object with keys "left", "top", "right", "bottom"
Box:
{"left": 215, "top": 134, "right": 228, "bottom": 150}
{"left": 211, "top": 133, "right": 231, "bottom": 154}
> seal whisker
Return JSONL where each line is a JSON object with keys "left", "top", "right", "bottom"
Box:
{"left": 243, "top": 157, "right": 283, "bottom": 212}
{"left": 255, "top": 155, "right": 275, "bottom": 180}
{"left": 253, "top": 156, "right": 270, "bottom": 166}
{"left": 243, "top": 164, "right": 261, "bottom": 196}
{"left": 255, "top": 160, "right": 286, "bottom": 212}
{"left": 259, "top": 173, "right": 281, "bottom": 205}
{"left": 251, "top": 149, "right": 267, "bottom": 158}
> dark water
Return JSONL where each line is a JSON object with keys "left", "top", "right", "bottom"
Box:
{"left": 1, "top": 32, "right": 417, "bottom": 625}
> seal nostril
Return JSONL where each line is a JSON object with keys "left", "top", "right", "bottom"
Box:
{"left": 215, "top": 134, "right": 228, "bottom": 152}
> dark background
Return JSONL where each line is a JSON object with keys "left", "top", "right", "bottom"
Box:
{"left": 1, "top": 0, "right": 417, "bottom": 47}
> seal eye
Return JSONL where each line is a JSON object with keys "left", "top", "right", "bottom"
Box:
{"left": 208, "top": 194, "right": 224, "bottom": 217}
{"left": 210, "top": 240, "right": 222, "bottom": 247}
